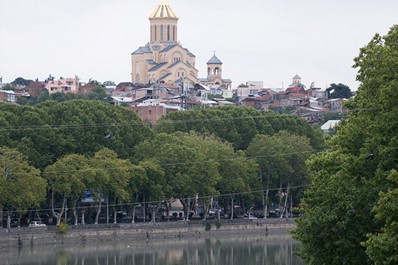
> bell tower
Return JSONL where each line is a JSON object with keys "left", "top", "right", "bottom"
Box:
{"left": 149, "top": 0, "right": 178, "bottom": 43}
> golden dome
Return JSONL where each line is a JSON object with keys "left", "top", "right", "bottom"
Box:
{"left": 149, "top": 0, "right": 178, "bottom": 19}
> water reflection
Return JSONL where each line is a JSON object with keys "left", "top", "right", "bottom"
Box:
{"left": 0, "top": 234, "right": 305, "bottom": 265}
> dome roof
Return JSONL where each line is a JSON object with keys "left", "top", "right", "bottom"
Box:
{"left": 149, "top": 0, "right": 178, "bottom": 19}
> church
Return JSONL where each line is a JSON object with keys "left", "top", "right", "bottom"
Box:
{"left": 131, "top": 0, "right": 231, "bottom": 88}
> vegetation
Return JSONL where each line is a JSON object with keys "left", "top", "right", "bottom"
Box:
{"left": 0, "top": 99, "right": 324, "bottom": 227}
{"left": 293, "top": 24, "right": 398, "bottom": 265}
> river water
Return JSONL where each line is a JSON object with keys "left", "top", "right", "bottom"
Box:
{"left": 0, "top": 234, "right": 305, "bottom": 265}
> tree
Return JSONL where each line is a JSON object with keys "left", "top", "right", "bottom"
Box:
{"left": 0, "top": 100, "right": 153, "bottom": 170}
{"left": 155, "top": 106, "right": 324, "bottom": 151}
{"left": 294, "top": 25, "right": 398, "bottom": 264}
{"left": 11, "top": 77, "right": 32, "bottom": 86}
{"left": 90, "top": 148, "right": 133, "bottom": 224}
{"left": 0, "top": 147, "right": 46, "bottom": 228}
{"left": 103, "top": 81, "right": 116, "bottom": 86}
{"left": 43, "top": 154, "right": 94, "bottom": 225}
{"left": 363, "top": 170, "right": 398, "bottom": 265}
{"left": 133, "top": 133, "right": 221, "bottom": 219}
{"left": 326, "top": 83, "right": 354, "bottom": 99}
{"left": 246, "top": 131, "right": 313, "bottom": 218}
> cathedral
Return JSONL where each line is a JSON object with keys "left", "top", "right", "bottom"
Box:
{"left": 131, "top": 0, "right": 231, "bottom": 89}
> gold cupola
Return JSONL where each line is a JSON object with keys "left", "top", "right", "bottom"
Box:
{"left": 149, "top": 0, "right": 178, "bottom": 43}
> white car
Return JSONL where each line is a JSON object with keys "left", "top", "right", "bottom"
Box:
{"left": 29, "top": 220, "right": 46, "bottom": 227}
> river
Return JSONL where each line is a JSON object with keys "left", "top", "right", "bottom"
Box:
{"left": 0, "top": 234, "right": 305, "bottom": 265}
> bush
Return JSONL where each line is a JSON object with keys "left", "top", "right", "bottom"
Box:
{"left": 216, "top": 221, "right": 222, "bottom": 229}
{"left": 57, "top": 222, "right": 69, "bottom": 234}
{"left": 205, "top": 222, "right": 212, "bottom": 231}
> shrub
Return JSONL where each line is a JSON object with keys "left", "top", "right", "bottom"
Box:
{"left": 205, "top": 222, "right": 211, "bottom": 231}
{"left": 57, "top": 222, "right": 69, "bottom": 234}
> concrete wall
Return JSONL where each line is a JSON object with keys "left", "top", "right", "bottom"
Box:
{"left": 0, "top": 219, "right": 296, "bottom": 249}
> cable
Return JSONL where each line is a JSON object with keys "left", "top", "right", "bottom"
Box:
{"left": 2, "top": 184, "right": 312, "bottom": 215}
{"left": 0, "top": 112, "right": 328, "bottom": 132}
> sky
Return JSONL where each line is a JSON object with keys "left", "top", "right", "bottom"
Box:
{"left": 1, "top": 0, "right": 397, "bottom": 91}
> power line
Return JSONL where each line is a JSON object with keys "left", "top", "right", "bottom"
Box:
{"left": 3, "top": 184, "right": 312, "bottom": 215}
{"left": 0, "top": 112, "right": 325, "bottom": 132}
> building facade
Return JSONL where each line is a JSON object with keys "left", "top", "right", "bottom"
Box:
{"left": 131, "top": 0, "right": 198, "bottom": 85}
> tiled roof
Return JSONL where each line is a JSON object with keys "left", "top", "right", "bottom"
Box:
{"left": 157, "top": 73, "right": 171, "bottom": 82}
{"left": 160, "top": 44, "right": 177, "bottom": 53}
{"left": 207, "top": 54, "right": 222, "bottom": 64}
{"left": 184, "top": 48, "right": 195, "bottom": 57}
{"left": 149, "top": 62, "right": 168, "bottom": 72}
{"left": 222, "top": 79, "right": 232, "bottom": 83}
{"left": 132, "top": 46, "right": 152, "bottom": 55}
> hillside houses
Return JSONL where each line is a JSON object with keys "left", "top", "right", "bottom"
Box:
{"left": 237, "top": 75, "right": 347, "bottom": 122}
{"left": 0, "top": 74, "right": 350, "bottom": 127}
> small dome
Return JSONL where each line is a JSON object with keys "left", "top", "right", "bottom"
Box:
{"left": 149, "top": 0, "right": 178, "bottom": 19}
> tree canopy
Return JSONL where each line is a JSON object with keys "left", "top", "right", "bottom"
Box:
{"left": 0, "top": 100, "right": 152, "bottom": 169}
{"left": 294, "top": 24, "right": 398, "bottom": 265}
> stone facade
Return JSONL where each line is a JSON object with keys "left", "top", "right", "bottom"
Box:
{"left": 131, "top": 0, "right": 198, "bottom": 85}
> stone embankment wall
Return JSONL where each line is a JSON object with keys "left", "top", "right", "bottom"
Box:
{"left": 0, "top": 219, "right": 296, "bottom": 249}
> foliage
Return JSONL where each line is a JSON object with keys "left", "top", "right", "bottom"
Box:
{"left": 0, "top": 100, "right": 152, "bottom": 170}
{"left": 11, "top": 77, "right": 32, "bottom": 86}
{"left": 246, "top": 131, "right": 313, "bottom": 204}
{"left": 57, "top": 222, "right": 69, "bottom": 234}
{"left": 205, "top": 221, "right": 212, "bottom": 231}
{"left": 155, "top": 106, "right": 324, "bottom": 151}
{"left": 363, "top": 170, "right": 398, "bottom": 265}
{"left": 294, "top": 24, "right": 398, "bottom": 264}
{"left": 326, "top": 83, "right": 354, "bottom": 99}
{"left": 0, "top": 147, "right": 46, "bottom": 214}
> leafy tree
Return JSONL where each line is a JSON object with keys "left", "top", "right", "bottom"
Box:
{"left": 246, "top": 131, "right": 313, "bottom": 218}
{"left": 103, "top": 81, "right": 116, "bottom": 86}
{"left": 175, "top": 132, "right": 259, "bottom": 219}
{"left": 11, "top": 77, "right": 32, "bottom": 86}
{"left": 155, "top": 106, "right": 324, "bottom": 151}
{"left": 90, "top": 148, "right": 132, "bottom": 224}
{"left": 294, "top": 25, "right": 398, "bottom": 264}
{"left": 363, "top": 170, "right": 398, "bottom": 265}
{"left": 133, "top": 133, "right": 220, "bottom": 219}
{"left": 0, "top": 100, "right": 152, "bottom": 169}
{"left": 326, "top": 83, "right": 354, "bottom": 99}
{"left": 0, "top": 147, "right": 46, "bottom": 228}
{"left": 43, "top": 154, "right": 94, "bottom": 225}
{"left": 1, "top": 83, "right": 15, "bottom": 91}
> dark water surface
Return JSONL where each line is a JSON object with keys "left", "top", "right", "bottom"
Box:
{"left": 0, "top": 234, "right": 305, "bottom": 265}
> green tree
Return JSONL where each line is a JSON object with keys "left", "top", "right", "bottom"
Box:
{"left": 91, "top": 148, "right": 133, "bottom": 224}
{"left": 155, "top": 106, "right": 324, "bottom": 151}
{"left": 11, "top": 77, "right": 32, "bottom": 86}
{"left": 246, "top": 131, "right": 313, "bottom": 218}
{"left": 326, "top": 83, "right": 354, "bottom": 99}
{"left": 133, "top": 133, "right": 220, "bottom": 219}
{"left": 176, "top": 132, "right": 258, "bottom": 219}
{"left": 294, "top": 25, "right": 398, "bottom": 264}
{"left": 363, "top": 170, "right": 398, "bottom": 265}
{"left": 43, "top": 154, "right": 94, "bottom": 225}
{"left": 0, "top": 147, "right": 46, "bottom": 228}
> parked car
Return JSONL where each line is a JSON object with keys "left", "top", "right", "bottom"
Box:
{"left": 29, "top": 220, "right": 46, "bottom": 227}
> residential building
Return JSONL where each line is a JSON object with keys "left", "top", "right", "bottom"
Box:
{"left": 45, "top": 77, "right": 79, "bottom": 94}
{"left": 0, "top": 90, "right": 16, "bottom": 103}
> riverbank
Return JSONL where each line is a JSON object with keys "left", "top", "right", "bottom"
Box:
{"left": 0, "top": 218, "right": 297, "bottom": 249}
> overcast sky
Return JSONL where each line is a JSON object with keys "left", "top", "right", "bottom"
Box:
{"left": 1, "top": 0, "right": 397, "bottom": 90}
